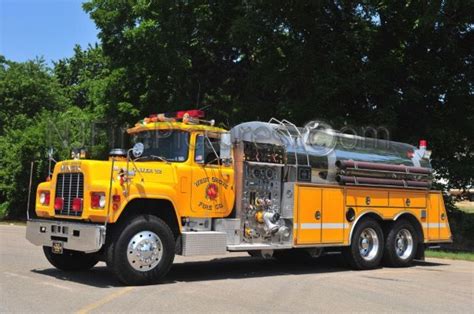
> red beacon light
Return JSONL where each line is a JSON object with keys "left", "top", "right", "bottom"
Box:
{"left": 419, "top": 140, "right": 427, "bottom": 149}
{"left": 176, "top": 109, "right": 205, "bottom": 119}
{"left": 419, "top": 139, "right": 432, "bottom": 159}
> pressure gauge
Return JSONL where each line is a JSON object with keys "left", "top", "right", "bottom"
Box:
{"left": 266, "top": 168, "right": 274, "bottom": 179}
{"left": 253, "top": 168, "right": 261, "bottom": 178}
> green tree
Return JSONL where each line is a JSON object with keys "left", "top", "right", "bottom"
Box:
{"left": 0, "top": 57, "right": 68, "bottom": 134}
{"left": 83, "top": 0, "right": 473, "bottom": 189}
{"left": 0, "top": 55, "right": 104, "bottom": 218}
{"left": 1, "top": 0, "right": 472, "bottom": 219}
{"left": 54, "top": 44, "right": 138, "bottom": 123}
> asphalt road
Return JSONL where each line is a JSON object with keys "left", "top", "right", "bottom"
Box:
{"left": 1, "top": 224, "right": 473, "bottom": 313}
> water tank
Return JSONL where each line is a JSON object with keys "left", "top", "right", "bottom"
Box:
{"left": 231, "top": 121, "right": 432, "bottom": 188}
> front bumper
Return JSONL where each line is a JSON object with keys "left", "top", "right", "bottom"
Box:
{"left": 26, "top": 219, "right": 106, "bottom": 253}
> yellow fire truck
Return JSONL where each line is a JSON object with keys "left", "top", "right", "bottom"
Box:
{"left": 26, "top": 110, "right": 452, "bottom": 285}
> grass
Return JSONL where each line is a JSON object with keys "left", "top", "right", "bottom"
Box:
{"left": 456, "top": 201, "right": 474, "bottom": 213}
{"left": 426, "top": 249, "right": 474, "bottom": 262}
{"left": 0, "top": 220, "right": 26, "bottom": 226}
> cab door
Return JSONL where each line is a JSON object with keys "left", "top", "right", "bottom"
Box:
{"left": 190, "top": 133, "right": 234, "bottom": 217}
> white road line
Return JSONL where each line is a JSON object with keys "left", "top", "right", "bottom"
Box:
{"left": 41, "top": 281, "right": 74, "bottom": 291}
{"left": 4, "top": 271, "right": 74, "bottom": 292}
{"left": 3, "top": 271, "right": 32, "bottom": 280}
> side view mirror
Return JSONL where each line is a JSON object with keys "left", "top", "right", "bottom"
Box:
{"left": 132, "top": 142, "right": 144, "bottom": 158}
{"left": 220, "top": 133, "right": 232, "bottom": 163}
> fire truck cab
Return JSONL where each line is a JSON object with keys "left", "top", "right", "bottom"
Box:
{"left": 26, "top": 111, "right": 452, "bottom": 285}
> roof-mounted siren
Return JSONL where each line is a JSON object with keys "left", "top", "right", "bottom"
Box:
{"left": 419, "top": 139, "right": 432, "bottom": 159}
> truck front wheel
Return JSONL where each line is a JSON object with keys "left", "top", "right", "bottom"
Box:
{"left": 106, "top": 215, "right": 175, "bottom": 285}
{"left": 43, "top": 247, "right": 98, "bottom": 271}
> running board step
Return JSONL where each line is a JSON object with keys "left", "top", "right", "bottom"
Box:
{"left": 181, "top": 231, "right": 227, "bottom": 256}
{"left": 227, "top": 244, "right": 292, "bottom": 251}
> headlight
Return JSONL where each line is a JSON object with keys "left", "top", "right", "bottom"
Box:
{"left": 39, "top": 191, "right": 50, "bottom": 205}
{"left": 91, "top": 192, "right": 106, "bottom": 209}
{"left": 99, "top": 194, "right": 106, "bottom": 208}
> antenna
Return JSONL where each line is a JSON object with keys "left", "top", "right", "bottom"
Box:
{"left": 47, "top": 147, "right": 56, "bottom": 177}
{"left": 198, "top": 104, "right": 211, "bottom": 112}
{"left": 195, "top": 80, "right": 201, "bottom": 108}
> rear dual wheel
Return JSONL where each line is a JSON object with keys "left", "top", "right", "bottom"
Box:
{"left": 344, "top": 218, "right": 384, "bottom": 270}
{"left": 383, "top": 219, "right": 418, "bottom": 267}
{"left": 344, "top": 218, "right": 418, "bottom": 270}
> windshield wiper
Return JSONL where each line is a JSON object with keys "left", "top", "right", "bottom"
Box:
{"left": 135, "top": 155, "right": 171, "bottom": 164}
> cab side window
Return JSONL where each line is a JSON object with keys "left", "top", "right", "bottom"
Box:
{"left": 195, "top": 135, "right": 220, "bottom": 165}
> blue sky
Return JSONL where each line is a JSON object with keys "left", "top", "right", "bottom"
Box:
{"left": 0, "top": 0, "right": 99, "bottom": 63}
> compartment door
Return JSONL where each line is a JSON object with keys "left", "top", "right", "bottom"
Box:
{"left": 296, "top": 186, "right": 322, "bottom": 244}
{"left": 321, "top": 188, "right": 345, "bottom": 243}
{"left": 427, "top": 194, "right": 440, "bottom": 240}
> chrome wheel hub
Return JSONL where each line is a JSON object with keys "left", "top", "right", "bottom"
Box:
{"left": 395, "top": 229, "right": 414, "bottom": 260}
{"left": 127, "top": 231, "right": 163, "bottom": 272}
{"left": 358, "top": 228, "right": 379, "bottom": 261}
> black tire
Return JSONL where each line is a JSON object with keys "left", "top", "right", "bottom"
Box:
{"left": 43, "top": 247, "right": 98, "bottom": 271}
{"left": 383, "top": 219, "right": 418, "bottom": 267}
{"left": 106, "top": 215, "right": 175, "bottom": 285}
{"left": 343, "top": 218, "right": 384, "bottom": 270}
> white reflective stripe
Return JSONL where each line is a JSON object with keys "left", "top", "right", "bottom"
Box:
{"left": 301, "top": 223, "right": 320, "bottom": 229}
{"left": 322, "top": 223, "right": 345, "bottom": 229}
{"left": 422, "top": 223, "right": 442, "bottom": 228}
{"left": 299, "top": 223, "right": 345, "bottom": 230}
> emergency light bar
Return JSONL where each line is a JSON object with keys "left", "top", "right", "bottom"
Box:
{"left": 149, "top": 109, "right": 204, "bottom": 120}
{"left": 141, "top": 109, "right": 214, "bottom": 126}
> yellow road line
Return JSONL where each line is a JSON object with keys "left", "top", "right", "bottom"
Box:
{"left": 76, "top": 287, "right": 134, "bottom": 314}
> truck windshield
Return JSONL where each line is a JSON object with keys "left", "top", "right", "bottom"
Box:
{"left": 133, "top": 130, "right": 190, "bottom": 162}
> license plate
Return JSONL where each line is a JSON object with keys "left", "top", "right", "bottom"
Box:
{"left": 52, "top": 241, "right": 64, "bottom": 254}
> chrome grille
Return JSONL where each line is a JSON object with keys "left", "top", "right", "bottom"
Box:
{"left": 55, "top": 173, "right": 84, "bottom": 216}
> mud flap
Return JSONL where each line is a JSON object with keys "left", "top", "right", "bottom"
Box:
{"left": 415, "top": 244, "right": 425, "bottom": 261}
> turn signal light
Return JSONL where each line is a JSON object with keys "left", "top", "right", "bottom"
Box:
{"left": 54, "top": 197, "right": 64, "bottom": 210}
{"left": 112, "top": 194, "right": 121, "bottom": 211}
{"left": 91, "top": 192, "right": 106, "bottom": 209}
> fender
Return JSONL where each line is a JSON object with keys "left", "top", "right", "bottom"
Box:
{"left": 348, "top": 210, "right": 384, "bottom": 245}
{"left": 112, "top": 181, "right": 182, "bottom": 227}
